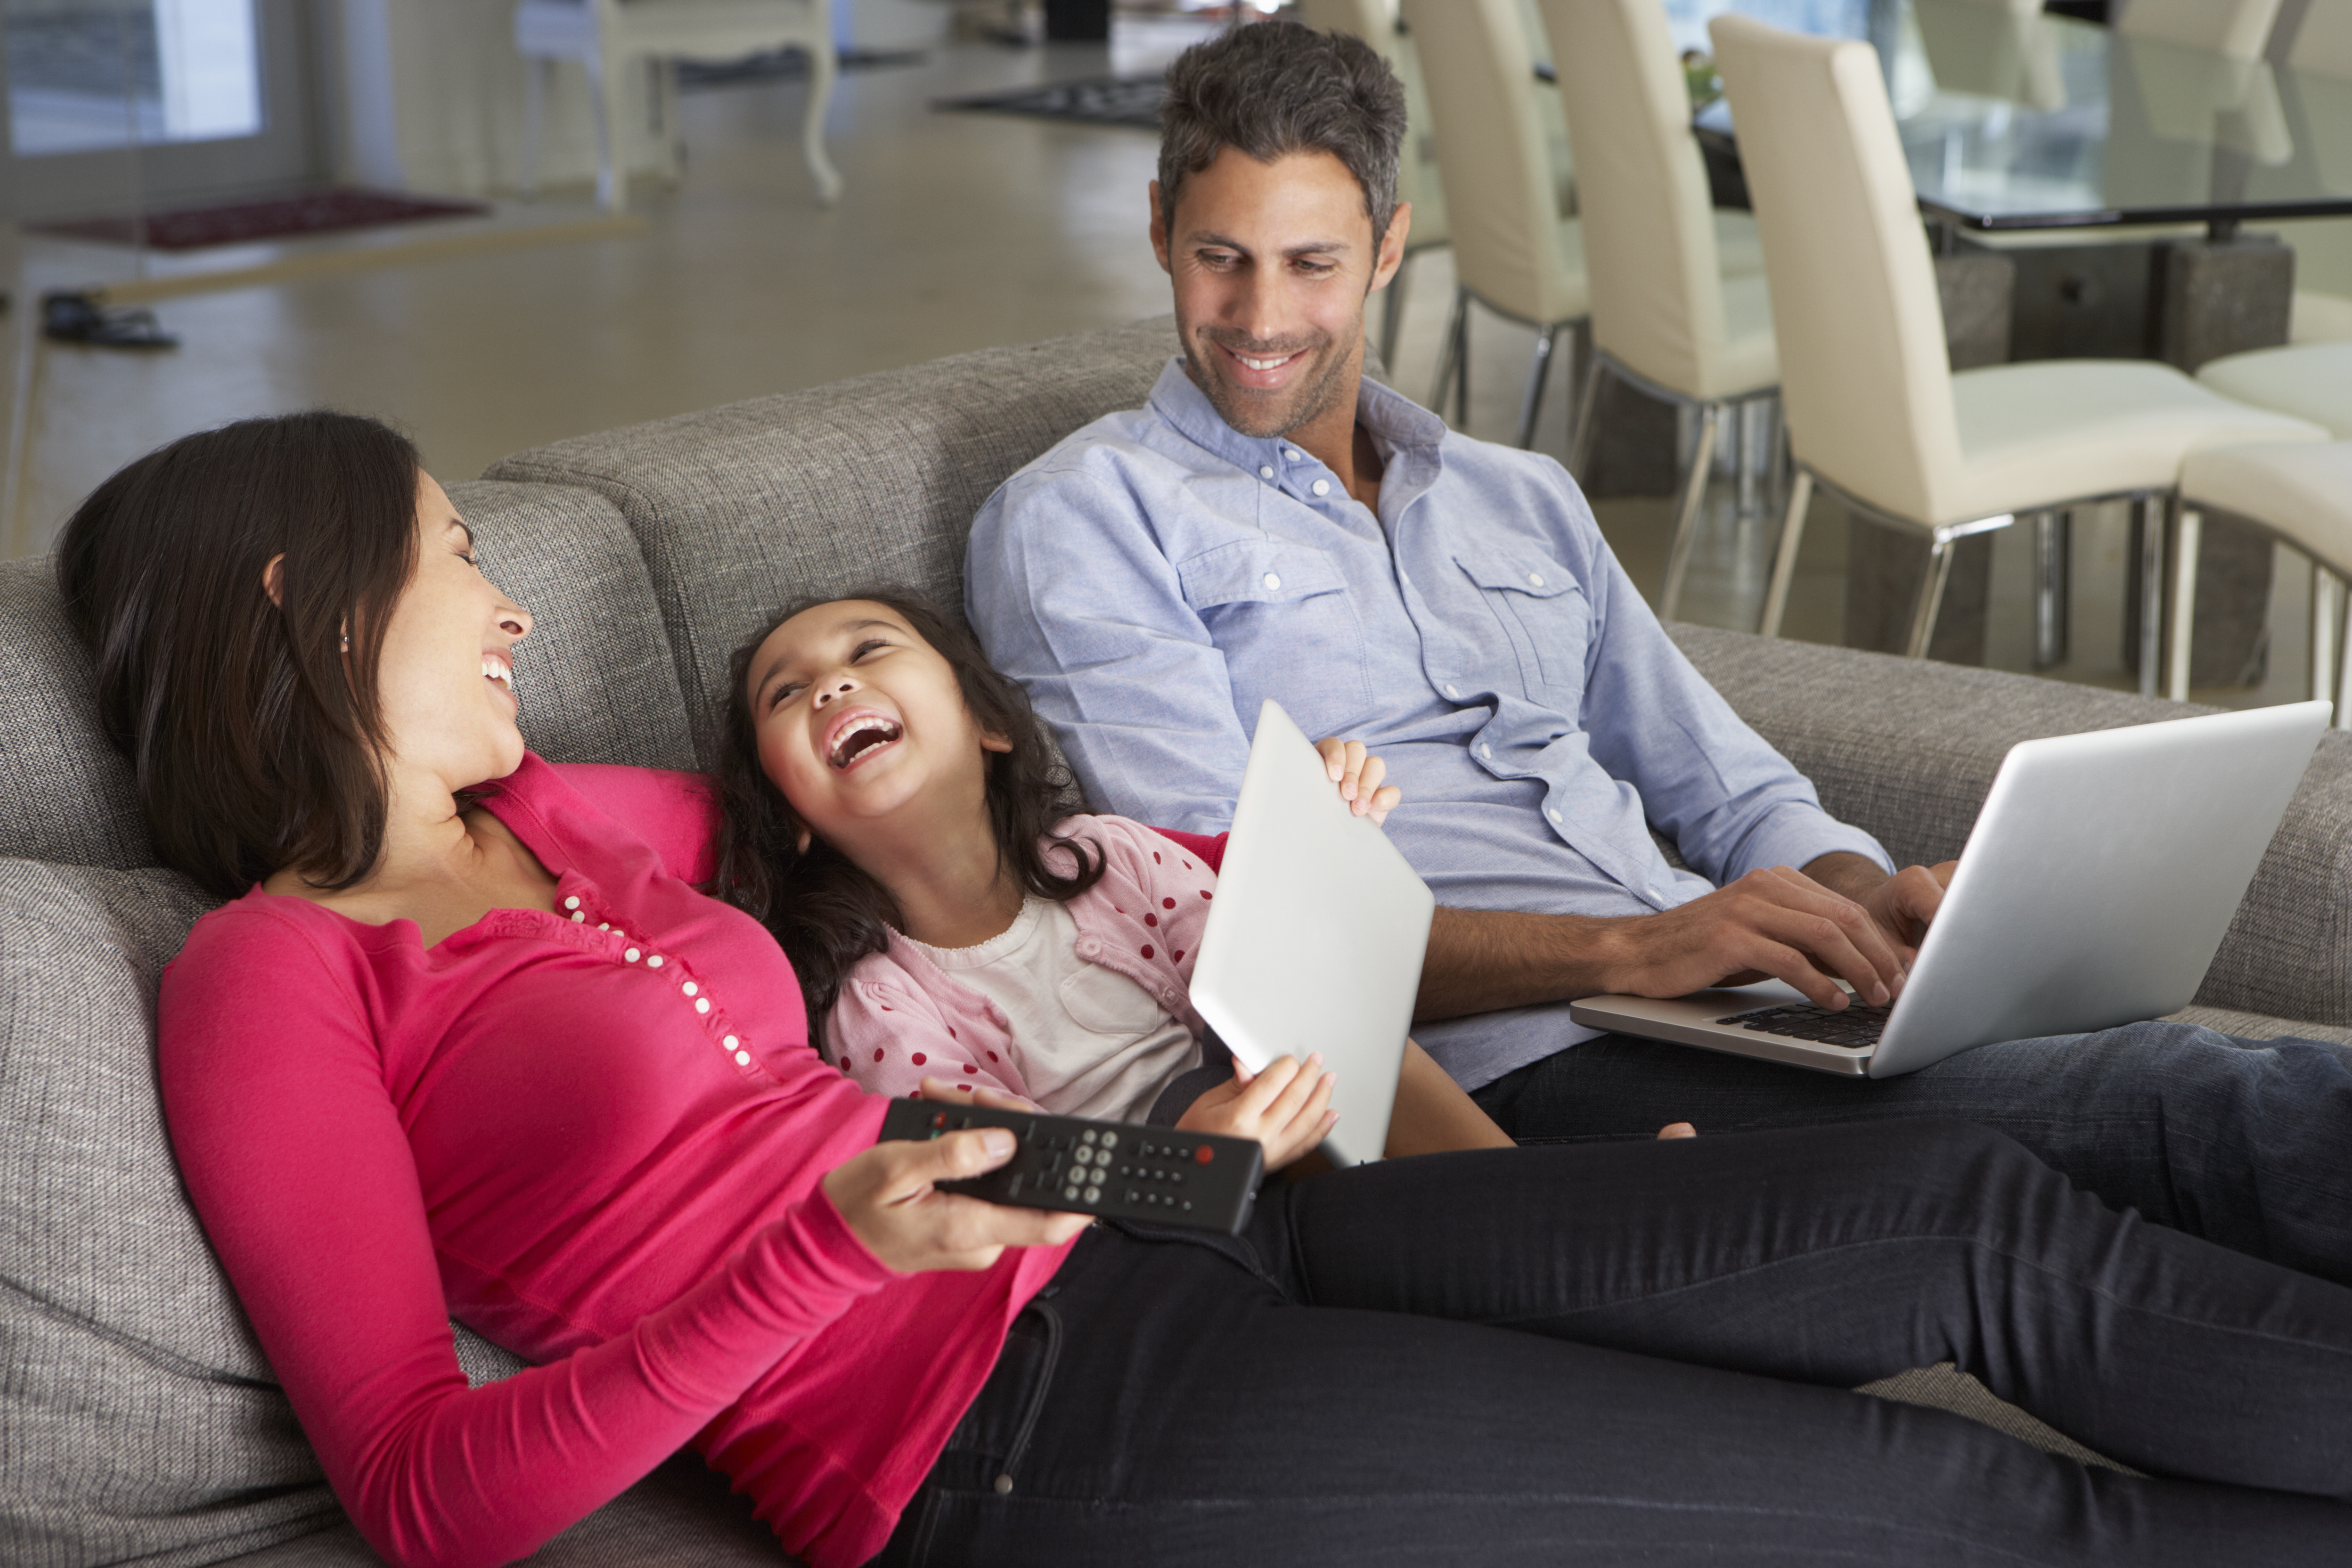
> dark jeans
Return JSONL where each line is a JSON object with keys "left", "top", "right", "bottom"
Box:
{"left": 874, "top": 1121, "right": 2352, "bottom": 1566}
{"left": 1474, "top": 1021, "right": 2352, "bottom": 1284}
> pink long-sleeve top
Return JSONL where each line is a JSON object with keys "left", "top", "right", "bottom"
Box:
{"left": 828, "top": 816, "right": 1228, "bottom": 1104}
{"left": 158, "top": 754, "right": 1076, "bottom": 1568}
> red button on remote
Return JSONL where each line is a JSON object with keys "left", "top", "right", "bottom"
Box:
{"left": 1195, "top": 1144, "right": 1214, "bottom": 1164}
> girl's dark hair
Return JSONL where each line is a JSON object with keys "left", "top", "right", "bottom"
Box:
{"left": 55, "top": 411, "right": 424, "bottom": 900}
{"left": 710, "top": 587, "right": 1103, "bottom": 1053}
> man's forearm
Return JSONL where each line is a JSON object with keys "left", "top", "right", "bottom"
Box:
{"left": 1414, "top": 906, "right": 1632, "bottom": 1022}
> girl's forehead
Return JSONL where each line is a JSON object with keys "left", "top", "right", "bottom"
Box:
{"left": 751, "top": 601, "right": 923, "bottom": 693}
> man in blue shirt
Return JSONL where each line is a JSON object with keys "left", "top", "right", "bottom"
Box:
{"left": 966, "top": 21, "right": 2349, "bottom": 1281}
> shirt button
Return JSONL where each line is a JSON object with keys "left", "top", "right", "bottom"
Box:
{"left": 1479, "top": 743, "right": 1492, "bottom": 759}
{"left": 1528, "top": 572, "right": 1545, "bottom": 587}
{"left": 724, "top": 1035, "right": 739, "bottom": 1049}
{"left": 682, "top": 980, "right": 699, "bottom": 997}
{"left": 695, "top": 997, "right": 711, "bottom": 1015}
{"left": 1258, "top": 465, "right": 1274, "bottom": 479}
{"left": 624, "top": 948, "right": 641, "bottom": 963}
{"left": 1263, "top": 572, "right": 1282, "bottom": 591}
{"left": 1285, "top": 449, "right": 1302, "bottom": 462}
{"left": 1547, "top": 808, "right": 1563, "bottom": 824}
{"left": 646, "top": 955, "right": 664, "bottom": 969}
{"left": 598, "top": 922, "right": 611, "bottom": 931}
{"left": 1445, "top": 684, "right": 1461, "bottom": 698}
{"left": 1311, "top": 480, "right": 1331, "bottom": 497}
{"left": 734, "top": 1050, "right": 752, "bottom": 1066}
{"left": 571, "top": 910, "right": 585, "bottom": 923}
{"left": 563, "top": 895, "right": 581, "bottom": 911}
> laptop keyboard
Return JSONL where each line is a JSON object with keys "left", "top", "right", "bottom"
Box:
{"left": 1718, "top": 1002, "right": 1891, "bottom": 1049}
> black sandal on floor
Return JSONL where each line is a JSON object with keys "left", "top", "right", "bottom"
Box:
{"left": 42, "top": 291, "right": 178, "bottom": 350}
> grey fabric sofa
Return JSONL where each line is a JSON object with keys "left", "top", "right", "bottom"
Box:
{"left": 7, "top": 316, "right": 2351, "bottom": 1568}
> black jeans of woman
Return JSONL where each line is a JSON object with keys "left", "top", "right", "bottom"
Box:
{"left": 873, "top": 1120, "right": 2352, "bottom": 1567}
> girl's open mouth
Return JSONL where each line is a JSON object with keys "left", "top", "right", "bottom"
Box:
{"left": 828, "top": 714, "right": 903, "bottom": 770}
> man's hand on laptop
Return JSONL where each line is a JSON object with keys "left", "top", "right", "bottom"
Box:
{"left": 1315, "top": 737, "right": 1402, "bottom": 825}
{"left": 1416, "top": 858, "right": 1953, "bottom": 1021}
{"left": 1800, "top": 851, "right": 1959, "bottom": 957}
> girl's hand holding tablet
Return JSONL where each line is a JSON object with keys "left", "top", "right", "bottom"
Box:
{"left": 1315, "top": 737, "right": 1402, "bottom": 824}
{"left": 1175, "top": 1052, "right": 1340, "bottom": 1170}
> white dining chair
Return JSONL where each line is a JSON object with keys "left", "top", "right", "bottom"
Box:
{"left": 1292, "top": 0, "right": 1451, "bottom": 368}
{"left": 1708, "top": 14, "right": 2325, "bottom": 679}
{"left": 514, "top": 0, "right": 842, "bottom": 212}
{"left": 1400, "top": 0, "right": 1589, "bottom": 447}
{"left": 1538, "top": 0, "right": 1781, "bottom": 619}
{"left": 2197, "top": 343, "right": 2352, "bottom": 438}
{"left": 2171, "top": 442, "right": 2352, "bottom": 712}
{"left": 2116, "top": 0, "right": 2288, "bottom": 60}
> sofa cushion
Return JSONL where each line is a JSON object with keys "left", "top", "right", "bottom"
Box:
{"left": 486, "top": 316, "right": 1179, "bottom": 762}
{"left": 0, "top": 859, "right": 352, "bottom": 1566}
{"left": 0, "top": 561, "right": 153, "bottom": 870}
{"left": 446, "top": 481, "right": 697, "bottom": 772}
{"left": 1670, "top": 623, "right": 2352, "bottom": 1027}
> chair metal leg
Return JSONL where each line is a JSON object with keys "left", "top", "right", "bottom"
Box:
{"left": 1764, "top": 393, "right": 1786, "bottom": 509}
{"left": 2311, "top": 565, "right": 2341, "bottom": 710}
{"left": 654, "top": 58, "right": 683, "bottom": 183}
{"left": 803, "top": 36, "right": 844, "bottom": 204}
{"left": 1659, "top": 403, "right": 1719, "bottom": 622}
{"left": 2032, "top": 510, "right": 2070, "bottom": 669}
{"left": 586, "top": 53, "right": 625, "bottom": 211}
{"left": 2133, "top": 496, "right": 2167, "bottom": 698}
{"left": 1380, "top": 251, "right": 1413, "bottom": 370}
{"left": 1568, "top": 352, "right": 1607, "bottom": 482}
{"left": 1514, "top": 325, "right": 1559, "bottom": 450}
{"left": 1735, "top": 399, "right": 1761, "bottom": 516}
{"left": 522, "top": 57, "right": 550, "bottom": 201}
{"left": 1430, "top": 286, "right": 1469, "bottom": 424}
{"left": 1905, "top": 534, "right": 1958, "bottom": 659}
{"left": 1759, "top": 467, "right": 1813, "bottom": 637}
{"left": 2165, "top": 505, "right": 2201, "bottom": 702}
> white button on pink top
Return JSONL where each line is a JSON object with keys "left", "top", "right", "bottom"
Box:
{"left": 564, "top": 896, "right": 581, "bottom": 910}
{"left": 572, "top": 911, "right": 586, "bottom": 923}
{"left": 625, "top": 948, "right": 641, "bottom": 963}
{"left": 646, "top": 955, "right": 663, "bottom": 969}
{"left": 682, "top": 981, "right": 698, "bottom": 997}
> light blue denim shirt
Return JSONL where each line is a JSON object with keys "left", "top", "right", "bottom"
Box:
{"left": 967, "top": 359, "right": 1891, "bottom": 1088}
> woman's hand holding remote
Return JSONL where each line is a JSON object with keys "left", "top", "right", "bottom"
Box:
{"left": 823, "top": 1133, "right": 1092, "bottom": 1274}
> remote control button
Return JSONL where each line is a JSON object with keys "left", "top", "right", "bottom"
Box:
{"left": 1063, "top": 1184, "right": 1082, "bottom": 1200}
{"left": 1081, "top": 1129, "right": 1097, "bottom": 1144}
{"left": 1100, "top": 1132, "right": 1119, "bottom": 1151}
{"left": 1084, "top": 1189, "right": 1101, "bottom": 1205}
{"left": 1181, "top": 1200, "right": 1193, "bottom": 1212}
{"left": 1195, "top": 1144, "right": 1215, "bottom": 1164}
{"left": 1119, "top": 1164, "right": 1132, "bottom": 1176}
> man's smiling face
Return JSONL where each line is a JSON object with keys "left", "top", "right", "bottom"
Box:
{"left": 1151, "top": 146, "right": 1403, "bottom": 443}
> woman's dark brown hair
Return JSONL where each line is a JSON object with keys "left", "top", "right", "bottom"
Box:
{"left": 55, "top": 411, "right": 425, "bottom": 900}
{"left": 710, "top": 588, "right": 1104, "bottom": 1054}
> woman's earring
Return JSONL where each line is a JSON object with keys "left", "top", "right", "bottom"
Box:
{"left": 340, "top": 634, "right": 351, "bottom": 652}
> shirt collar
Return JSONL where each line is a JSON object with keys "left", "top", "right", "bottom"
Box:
{"left": 1144, "top": 356, "right": 1449, "bottom": 489}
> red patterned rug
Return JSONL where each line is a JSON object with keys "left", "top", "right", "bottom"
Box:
{"left": 32, "top": 188, "right": 490, "bottom": 251}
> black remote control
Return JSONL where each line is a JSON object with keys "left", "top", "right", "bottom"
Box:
{"left": 876, "top": 1098, "right": 1264, "bottom": 1235}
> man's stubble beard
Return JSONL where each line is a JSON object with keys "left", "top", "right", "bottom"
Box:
{"left": 1182, "top": 317, "right": 1365, "bottom": 442}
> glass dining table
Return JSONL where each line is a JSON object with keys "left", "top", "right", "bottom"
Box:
{"left": 1671, "top": 0, "right": 2352, "bottom": 243}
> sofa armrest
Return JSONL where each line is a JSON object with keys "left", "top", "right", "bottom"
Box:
{"left": 1668, "top": 624, "right": 2352, "bottom": 1028}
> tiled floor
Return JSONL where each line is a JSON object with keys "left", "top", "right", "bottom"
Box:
{"left": 0, "top": 19, "right": 2323, "bottom": 712}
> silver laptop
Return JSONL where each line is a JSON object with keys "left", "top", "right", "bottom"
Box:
{"left": 1570, "top": 701, "right": 2330, "bottom": 1078}
{"left": 1189, "top": 699, "right": 1436, "bottom": 1166}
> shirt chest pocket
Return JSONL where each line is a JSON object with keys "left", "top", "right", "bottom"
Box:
{"left": 1178, "top": 541, "right": 1373, "bottom": 740}
{"left": 1455, "top": 552, "right": 1593, "bottom": 702}
{"left": 1059, "top": 965, "right": 1169, "bottom": 1037}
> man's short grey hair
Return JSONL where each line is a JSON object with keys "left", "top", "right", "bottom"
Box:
{"left": 1158, "top": 21, "right": 1408, "bottom": 244}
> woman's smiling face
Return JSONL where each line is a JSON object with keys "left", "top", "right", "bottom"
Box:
{"left": 745, "top": 600, "right": 1009, "bottom": 849}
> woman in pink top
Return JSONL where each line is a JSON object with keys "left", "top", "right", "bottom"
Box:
{"left": 65, "top": 414, "right": 2352, "bottom": 1568}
